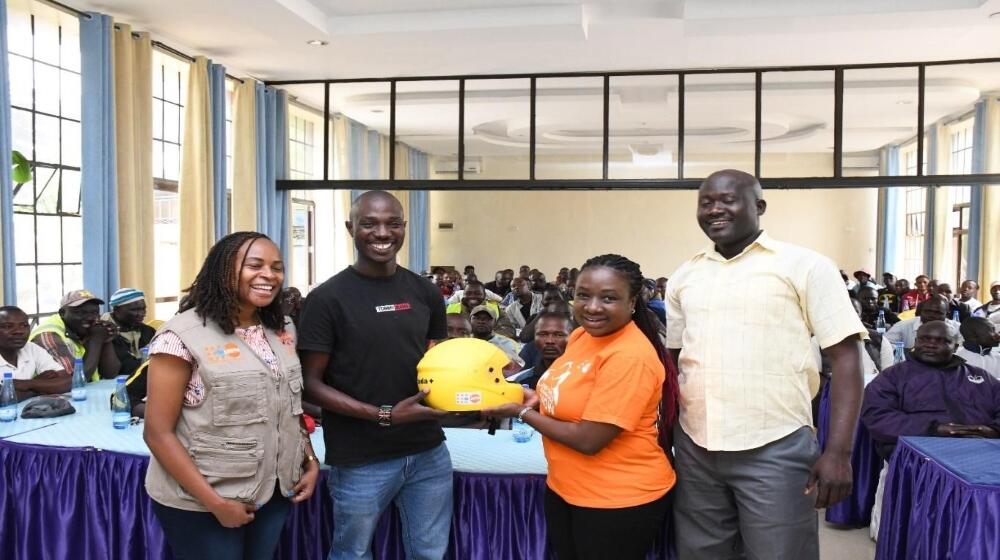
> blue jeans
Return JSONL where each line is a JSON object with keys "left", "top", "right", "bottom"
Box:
{"left": 151, "top": 488, "right": 291, "bottom": 560}
{"left": 327, "top": 443, "right": 453, "bottom": 560}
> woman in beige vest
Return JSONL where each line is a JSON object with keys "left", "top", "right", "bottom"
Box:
{"left": 143, "top": 232, "right": 319, "bottom": 560}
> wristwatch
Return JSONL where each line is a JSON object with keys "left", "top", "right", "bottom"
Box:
{"left": 517, "top": 407, "right": 533, "bottom": 422}
{"left": 377, "top": 405, "right": 393, "bottom": 427}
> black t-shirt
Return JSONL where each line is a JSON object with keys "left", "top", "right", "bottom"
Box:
{"left": 297, "top": 266, "right": 447, "bottom": 466}
{"left": 484, "top": 281, "right": 510, "bottom": 297}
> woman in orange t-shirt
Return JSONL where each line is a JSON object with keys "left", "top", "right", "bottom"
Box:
{"left": 484, "top": 254, "right": 679, "bottom": 559}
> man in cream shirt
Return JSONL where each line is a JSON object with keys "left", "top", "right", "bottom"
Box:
{"left": 666, "top": 170, "right": 866, "bottom": 560}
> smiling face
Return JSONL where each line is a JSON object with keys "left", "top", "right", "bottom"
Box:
{"left": 573, "top": 266, "right": 636, "bottom": 337}
{"left": 235, "top": 238, "right": 284, "bottom": 310}
{"left": 858, "top": 287, "right": 879, "bottom": 313}
{"left": 959, "top": 280, "right": 979, "bottom": 302}
{"left": 462, "top": 284, "right": 485, "bottom": 309}
{"left": 914, "top": 275, "right": 930, "bottom": 294}
{"left": 61, "top": 301, "right": 100, "bottom": 338}
{"left": 0, "top": 308, "right": 31, "bottom": 353}
{"left": 696, "top": 171, "right": 766, "bottom": 256}
{"left": 347, "top": 193, "right": 406, "bottom": 273}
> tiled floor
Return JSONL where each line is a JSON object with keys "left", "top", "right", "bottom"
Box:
{"left": 819, "top": 520, "right": 876, "bottom": 560}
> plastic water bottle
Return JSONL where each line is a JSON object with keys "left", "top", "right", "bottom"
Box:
{"left": 111, "top": 376, "right": 131, "bottom": 429}
{"left": 952, "top": 309, "right": 960, "bottom": 322}
{"left": 892, "top": 341, "right": 906, "bottom": 364}
{"left": 71, "top": 358, "right": 87, "bottom": 401}
{"left": 875, "top": 310, "right": 886, "bottom": 335}
{"left": 512, "top": 384, "right": 535, "bottom": 443}
{"left": 0, "top": 372, "right": 17, "bottom": 422}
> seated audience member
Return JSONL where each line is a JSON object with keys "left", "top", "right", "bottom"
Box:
{"left": 30, "top": 290, "right": 120, "bottom": 381}
{"left": 901, "top": 275, "right": 932, "bottom": 311}
{"left": 957, "top": 317, "right": 1000, "bottom": 379}
{"left": 504, "top": 277, "right": 544, "bottom": 332}
{"left": 507, "top": 311, "right": 572, "bottom": 389}
{"left": 655, "top": 277, "right": 668, "bottom": 301}
{"left": 935, "top": 282, "right": 972, "bottom": 321}
{"left": 972, "top": 282, "right": 1000, "bottom": 326}
{"left": 885, "top": 296, "right": 960, "bottom": 350}
{"left": 518, "top": 265, "right": 531, "bottom": 279}
{"left": 959, "top": 280, "right": 983, "bottom": 311}
{"left": 281, "top": 286, "right": 304, "bottom": 327}
{"left": 862, "top": 320, "right": 1000, "bottom": 459}
{"left": 850, "top": 299, "right": 893, "bottom": 384}
{"left": 851, "top": 268, "right": 880, "bottom": 295}
{"left": 463, "top": 265, "right": 476, "bottom": 280}
{"left": 528, "top": 270, "right": 547, "bottom": 293}
{"left": 518, "top": 291, "right": 571, "bottom": 343}
{"left": 882, "top": 272, "right": 895, "bottom": 290}
{"left": 878, "top": 275, "right": 900, "bottom": 312}
{"left": 883, "top": 278, "right": 910, "bottom": 313}
{"left": 0, "top": 306, "right": 69, "bottom": 400}
{"left": 470, "top": 305, "right": 523, "bottom": 373}
{"left": 446, "top": 280, "right": 500, "bottom": 314}
{"left": 861, "top": 320, "right": 1000, "bottom": 540}
{"left": 485, "top": 269, "right": 514, "bottom": 298}
{"left": 858, "top": 286, "right": 900, "bottom": 328}
{"left": 643, "top": 278, "right": 666, "bottom": 325}
{"left": 446, "top": 313, "right": 472, "bottom": 340}
{"left": 104, "top": 288, "right": 156, "bottom": 380}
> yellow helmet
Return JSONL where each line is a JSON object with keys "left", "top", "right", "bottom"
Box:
{"left": 417, "top": 338, "right": 525, "bottom": 411}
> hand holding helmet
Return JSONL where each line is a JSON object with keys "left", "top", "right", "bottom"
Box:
{"left": 416, "top": 338, "right": 527, "bottom": 411}
{"left": 392, "top": 390, "right": 447, "bottom": 424}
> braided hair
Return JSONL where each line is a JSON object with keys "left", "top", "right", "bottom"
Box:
{"left": 178, "top": 231, "right": 286, "bottom": 335}
{"left": 579, "top": 254, "right": 680, "bottom": 449}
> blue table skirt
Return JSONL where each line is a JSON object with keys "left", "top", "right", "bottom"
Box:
{"left": 875, "top": 437, "right": 1000, "bottom": 560}
{"left": 0, "top": 440, "right": 676, "bottom": 560}
{"left": 816, "top": 381, "right": 883, "bottom": 527}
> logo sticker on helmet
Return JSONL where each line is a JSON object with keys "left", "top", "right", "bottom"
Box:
{"left": 455, "top": 391, "right": 482, "bottom": 405}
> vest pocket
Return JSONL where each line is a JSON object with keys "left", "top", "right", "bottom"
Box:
{"left": 288, "top": 373, "right": 304, "bottom": 416}
{"left": 183, "top": 433, "right": 264, "bottom": 502}
{"left": 211, "top": 376, "right": 268, "bottom": 426}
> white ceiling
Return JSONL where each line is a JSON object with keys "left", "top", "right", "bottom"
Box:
{"left": 68, "top": 0, "right": 1000, "bottom": 157}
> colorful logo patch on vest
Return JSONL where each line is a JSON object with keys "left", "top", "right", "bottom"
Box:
{"left": 375, "top": 302, "right": 412, "bottom": 313}
{"left": 204, "top": 343, "right": 242, "bottom": 364}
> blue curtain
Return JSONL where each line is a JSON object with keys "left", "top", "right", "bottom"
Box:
{"left": 0, "top": 0, "right": 15, "bottom": 304}
{"left": 208, "top": 62, "right": 227, "bottom": 241}
{"left": 967, "top": 100, "right": 987, "bottom": 283}
{"left": 881, "top": 146, "right": 902, "bottom": 277}
{"left": 924, "top": 126, "right": 938, "bottom": 273}
{"left": 254, "top": 84, "right": 289, "bottom": 259}
{"left": 80, "top": 13, "right": 119, "bottom": 301}
{"left": 408, "top": 148, "right": 430, "bottom": 273}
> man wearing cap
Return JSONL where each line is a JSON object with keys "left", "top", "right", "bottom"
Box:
{"left": 30, "top": 289, "right": 120, "bottom": 381}
{"left": 851, "top": 268, "right": 880, "bottom": 296}
{"left": 470, "top": 304, "right": 524, "bottom": 374}
{"left": 103, "top": 288, "right": 156, "bottom": 380}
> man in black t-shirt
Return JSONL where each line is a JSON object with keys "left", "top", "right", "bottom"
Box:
{"left": 298, "top": 191, "right": 452, "bottom": 559}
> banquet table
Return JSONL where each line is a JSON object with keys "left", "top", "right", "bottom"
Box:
{"left": 875, "top": 437, "right": 1000, "bottom": 560}
{"left": 816, "top": 381, "right": 883, "bottom": 527}
{"left": 0, "top": 380, "right": 675, "bottom": 559}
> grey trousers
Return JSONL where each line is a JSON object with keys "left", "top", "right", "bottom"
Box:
{"left": 672, "top": 425, "right": 820, "bottom": 560}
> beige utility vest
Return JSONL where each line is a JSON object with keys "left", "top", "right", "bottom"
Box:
{"left": 145, "top": 309, "right": 305, "bottom": 511}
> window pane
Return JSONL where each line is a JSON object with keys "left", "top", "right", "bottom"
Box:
{"left": 924, "top": 63, "right": 1000, "bottom": 176}
{"left": 61, "top": 119, "right": 81, "bottom": 168}
{"left": 163, "top": 103, "right": 180, "bottom": 143}
{"left": 36, "top": 215, "right": 62, "bottom": 263}
{"left": 396, "top": 80, "right": 457, "bottom": 181}
{"left": 13, "top": 213, "right": 35, "bottom": 263}
{"left": 683, "top": 73, "right": 756, "bottom": 177}
{"left": 153, "top": 140, "right": 164, "bottom": 179}
{"left": 535, "top": 77, "right": 604, "bottom": 179}
{"left": 59, "top": 70, "right": 80, "bottom": 120}
{"left": 34, "top": 167, "right": 59, "bottom": 213}
{"left": 761, "top": 71, "right": 834, "bottom": 178}
{"left": 163, "top": 143, "right": 180, "bottom": 181}
{"left": 608, "top": 75, "right": 678, "bottom": 179}
{"left": 62, "top": 169, "right": 81, "bottom": 214}
{"left": 154, "top": 189, "right": 180, "bottom": 299}
{"left": 34, "top": 61, "right": 59, "bottom": 115}
{"left": 63, "top": 264, "right": 82, "bottom": 295}
{"left": 462, "top": 78, "right": 530, "bottom": 180}
{"left": 60, "top": 24, "right": 80, "bottom": 73}
{"left": 62, "top": 216, "right": 82, "bottom": 263}
{"left": 163, "top": 66, "right": 180, "bottom": 104}
{"left": 32, "top": 10, "right": 60, "bottom": 66}
{"left": 12, "top": 179, "right": 34, "bottom": 211}
{"left": 36, "top": 265, "right": 63, "bottom": 314}
{"left": 7, "top": 5, "right": 33, "bottom": 57}
{"left": 34, "top": 113, "right": 60, "bottom": 164}
{"left": 9, "top": 55, "right": 33, "bottom": 108}
{"left": 15, "top": 266, "right": 37, "bottom": 315}
{"left": 11, "top": 108, "right": 33, "bottom": 159}
{"left": 844, "top": 67, "right": 918, "bottom": 177}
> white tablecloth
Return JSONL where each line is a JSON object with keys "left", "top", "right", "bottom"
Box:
{"left": 0, "top": 380, "right": 547, "bottom": 475}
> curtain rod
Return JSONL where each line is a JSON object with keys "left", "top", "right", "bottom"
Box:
{"left": 42, "top": 0, "right": 244, "bottom": 83}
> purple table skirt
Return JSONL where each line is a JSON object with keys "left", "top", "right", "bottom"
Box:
{"left": 875, "top": 437, "right": 1000, "bottom": 560}
{"left": 816, "top": 381, "right": 882, "bottom": 527}
{"left": 0, "top": 440, "right": 675, "bottom": 559}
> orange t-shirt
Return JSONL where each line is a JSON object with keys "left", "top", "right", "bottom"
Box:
{"left": 537, "top": 321, "right": 674, "bottom": 508}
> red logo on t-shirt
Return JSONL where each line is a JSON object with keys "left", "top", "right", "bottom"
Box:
{"left": 375, "top": 302, "right": 412, "bottom": 313}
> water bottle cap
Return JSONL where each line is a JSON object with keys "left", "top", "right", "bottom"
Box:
{"left": 116, "top": 375, "right": 127, "bottom": 383}
{"left": 3, "top": 371, "right": 12, "bottom": 379}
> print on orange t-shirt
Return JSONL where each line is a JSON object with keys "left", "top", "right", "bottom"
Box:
{"left": 537, "top": 321, "right": 674, "bottom": 509}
